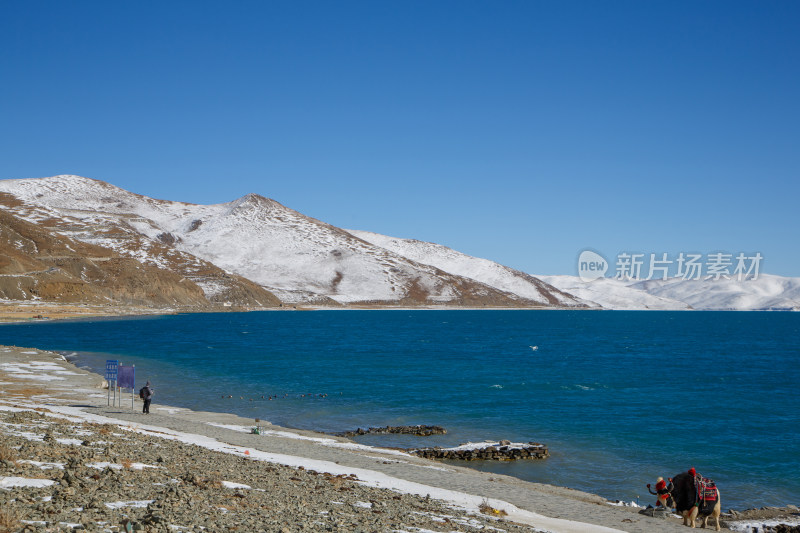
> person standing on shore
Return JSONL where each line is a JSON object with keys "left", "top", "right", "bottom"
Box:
{"left": 140, "top": 381, "right": 154, "bottom": 414}
{"left": 647, "top": 477, "right": 674, "bottom": 508}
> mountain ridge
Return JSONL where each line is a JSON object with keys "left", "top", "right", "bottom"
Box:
{"left": 0, "top": 175, "right": 575, "bottom": 309}
{"left": 1, "top": 175, "right": 797, "bottom": 312}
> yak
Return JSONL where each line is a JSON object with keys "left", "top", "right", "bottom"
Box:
{"left": 670, "top": 472, "right": 721, "bottom": 530}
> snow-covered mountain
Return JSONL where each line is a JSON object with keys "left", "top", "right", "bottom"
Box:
{"left": 0, "top": 175, "right": 572, "bottom": 308}
{"left": 541, "top": 275, "right": 800, "bottom": 311}
{"left": 347, "top": 230, "right": 586, "bottom": 307}
{"left": 1, "top": 175, "right": 797, "bottom": 311}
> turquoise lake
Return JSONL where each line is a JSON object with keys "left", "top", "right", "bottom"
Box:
{"left": 1, "top": 310, "right": 798, "bottom": 510}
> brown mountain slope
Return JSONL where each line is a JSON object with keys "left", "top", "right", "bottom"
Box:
{"left": 0, "top": 192, "right": 281, "bottom": 308}
{"left": 0, "top": 208, "right": 208, "bottom": 307}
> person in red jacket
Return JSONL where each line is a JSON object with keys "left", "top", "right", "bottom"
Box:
{"left": 647, "top": 477, "right": 675, "bottom": 509}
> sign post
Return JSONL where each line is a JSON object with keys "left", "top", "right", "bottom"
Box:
{"left": 118, "top": 365, "right": 135, "bottom": 410}
{"left": 105, "top": 360, "right": 118, "bottom": 407}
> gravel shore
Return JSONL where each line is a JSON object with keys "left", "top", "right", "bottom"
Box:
{"left": 0, "top": 345, "right": 722, "bottom": 532}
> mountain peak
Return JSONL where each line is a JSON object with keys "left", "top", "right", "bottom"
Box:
{"left": 225, "top": 193, "right": 286, "bottom": 214}
{"left": 238, "top": 192, "right": 273, "bottom": 204}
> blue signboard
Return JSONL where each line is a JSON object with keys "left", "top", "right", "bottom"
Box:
{"left": 105, "top": 360, "right": 118, "bottom": 381}
{"left": 118, "top": 365, "right": 135, "bottom": 390}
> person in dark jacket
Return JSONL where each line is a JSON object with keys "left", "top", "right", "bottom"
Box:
{"left": 140, "top": 381, "right": 154, "bottom": 414}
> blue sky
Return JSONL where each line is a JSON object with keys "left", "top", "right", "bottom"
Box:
{"left": 2, "top": 1, "right": 798, "bottom": 276}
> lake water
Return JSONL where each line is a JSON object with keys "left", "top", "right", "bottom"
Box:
{"left": 2, "top": 309, "right": 798, "bottom": 509}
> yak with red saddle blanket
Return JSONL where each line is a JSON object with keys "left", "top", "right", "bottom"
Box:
{"left": 670, "top": 469, "right": 721, "bottom": 530}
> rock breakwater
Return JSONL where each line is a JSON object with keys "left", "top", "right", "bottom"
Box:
{"left": 411, "top": 441, "right": 549, "bottom": 461}
{"left": 335, "top": 425, "right": 447, "bottom": 437}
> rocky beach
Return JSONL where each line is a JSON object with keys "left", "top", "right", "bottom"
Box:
{"left": 1, "top": 345, "right": 798, "bottom": 532}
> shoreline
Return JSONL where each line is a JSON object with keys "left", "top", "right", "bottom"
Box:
{"left": 3, "top": 345, "right": 798, "bottom": 531}
{"left": 0, "top": 304, "right": 583, "bottom": 325}
{"left": 1, "top": 344, "right": 698, "bottom": 533}
{"left": 1, "top": 302, "right": 790, "bottom": 329}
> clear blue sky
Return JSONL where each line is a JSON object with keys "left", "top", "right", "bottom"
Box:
{"left": 2, "top": 1, "right": 798, "bottom": 276}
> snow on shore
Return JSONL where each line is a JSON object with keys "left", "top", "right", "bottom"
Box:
{"left": 205, "top": 422, "right": 413, "bottom": 456}
{"left": 0, "top": 476, "right": 56, "bottom": 489}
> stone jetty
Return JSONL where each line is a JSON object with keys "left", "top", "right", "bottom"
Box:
{"left": 410, "top": 440, "right": 549, "bottom": 461}
{"left": 335, "top": 425, "right": 447, "bottom": 437}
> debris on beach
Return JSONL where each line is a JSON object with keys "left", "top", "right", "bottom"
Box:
{"left": 410, "top": 440, "right": 549, "bottom": 461}
{"left": 479, "top": 499, "right": 509, "bottom": 516}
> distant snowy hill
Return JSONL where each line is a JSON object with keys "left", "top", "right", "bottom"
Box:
{"left": 539, "top": 276, "right": 689, "bottom": 310}
{"left": 0, "top": 175, "right": 569, "bottom": 307}
{"left": 628, "top": 275, "right": 800, "bottom": 311}
{"left": 347, "top": 230, "right": 585, "bottom": 307}
{"left": 541, "top": 275, "right": 800, "bottom": 311}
